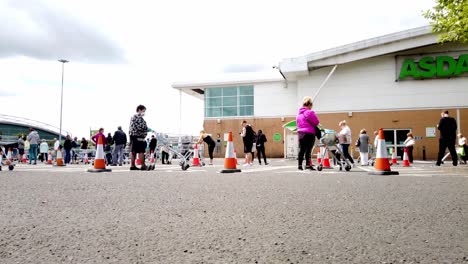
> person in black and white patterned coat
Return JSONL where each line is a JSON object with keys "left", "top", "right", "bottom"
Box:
{"left": 129, "top": 105, "right": 149, "bottom": 170}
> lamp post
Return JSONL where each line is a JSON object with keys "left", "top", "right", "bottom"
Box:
{"left": 58, "top": 59, "right": 69, "bottom": 142}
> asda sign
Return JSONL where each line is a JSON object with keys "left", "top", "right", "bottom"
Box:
{"left": 399, "top": 54, "right": 468, "bottom": 79}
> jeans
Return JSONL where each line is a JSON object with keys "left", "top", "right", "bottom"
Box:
{"left": 29, "top": 144, "right": 38, "bottom": 164}
{"left": 64, "top": 149, "right": 71, "bottom": 164}
{"left": 340, "top": 144, "right": 354, "bottom": 164}
{"left": 112, "top": 144, "right": 125, "bottom": 165}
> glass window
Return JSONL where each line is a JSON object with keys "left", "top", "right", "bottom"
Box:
{"left": 223, "top": 87, "right": 237, "bottom": 96}
{"left": 223, "top": 96, "right": 237, "bottom": 107}
{"left": 223, "top": 107, "right": 237, "bottom": 117}
{"left": 205, "top": 88, "right": 222, "bottom": 97}
{"left": 239, "top": 86, "right": 253, "bottom": 95}
{"left": 239, "top": 96, "right": 253, "bottom": 106}
{"left": 206, "top": 97, "right": 222, "bottom": 107}
{"left": 239, "top": 106, "right": 254, "bottom": 116}
{"left": 204, "top": 85, "right": 254, "bottom": 118}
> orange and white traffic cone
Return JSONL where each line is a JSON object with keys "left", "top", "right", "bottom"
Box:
{"left": 322, "top": 148, "right": 332, "bottom": 169}
{"left": 391, "top": 148, "right": 398, "bottom": 165}
{"left": 22, "top": 152, "right": 27, "bottom": 163}
{"left": 192, "top": 144, "right": 201, "bottom": 166}
{"left": 369, "top": 128, "right": 399, "bottom": 175}
{"left": 220, "top": 132, "right": 241, "bottom": 173}
{"left": 317, "top": 148, "right": 322, "bottom": 164}
{"left": 47, "top": 151, "right": 53, "bottom": 164}
{"left": 402, "top": 147, "right": 410, "bottom": 167}
{"left": 83, "top": 152, "right": 89, "bottom": 164}
{"left": 54, "top": 147, "right": 65, "bottom": 167}
{"left": 87, "top": 136, "right": 111, "bottom": 172}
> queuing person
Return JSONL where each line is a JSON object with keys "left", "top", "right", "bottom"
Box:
{"left": 240, "top": 120, "right": 256, "bottom": 167}
{"left": 71, "top": 137, "right": 79, "bottom": 163}
{"left": 129, "top": 105, "right": 149, "bottom": 170}
{"left": 91, "top": 128, "right": 107, "bottom": 148}
{"left": 80, "top": 137, "right": 88, "bottom": 149}
{"left": 197, "top": 130, "right": 216, "bottom": 165}
{"left": 149, "top": 135, "right": 157, "bottom": 155}
{"left": 255, "top": 130, "right": 268, "bottom": 165}
{"left": 24, "top": 136, "right": 30, "bottom": 160}
{"left": 161, "top": 144, "right": 170, "bottom": 164}
{"left": 39, "top": 139, "right": 49, "bottom": 163}
{"left": 17, "top": 135, "right": 25, "bottom": 162}
{"left": 458, "top": 133, "right": 467, "bottom": 164}
{"left": 27, "top": 128, "right": 40, "bottom": 165}
{"left": 373, "top": 130, "right": 379, "bottom": 149}
{"left": 358, "top": 129, "right": 370, "bottom": 166}
{"left": 63, "top": 135, "right": 73, "bottom": 164}
{"left": 404, "top": 132, "right": 415, "bottom": 163}
{"left": 296, "top": 96, "right": 319, "bottom": 170}
{"left": 112, "top": 126, "right": 127, "bottom": 166}
{"left": 338, "top": 120, "right": 355, "bottom": 167}
{"left": 436, "top": 110, "right": 458, "bottom": 166}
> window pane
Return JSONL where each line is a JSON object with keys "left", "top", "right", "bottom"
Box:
{"left": 222, "top": 87, "right": 237, "bottom": 96}
{"left": 223, "top": 107, "right": 237, "bottom": 117}
{"left": 206, "top": 97, "right": 221, "bottom": 107}
{"left": 239, "top": 106, "right": 253, "bottom": 116}
{"left": 205, "top": 107, "right": 221, "bottom": 117}
{"left": 396, "top": 130, "right": 411, "bottom": 145}
{"left": 205, "top": 88, "right": 222, "bottom": 97}
{"left": 239, "top": 86, "right": 253, "bottom": 95}
{"left": 239, "top": 96, "right": 253, "bottom": 106}
{"left": 383, "top": 130, "right": 394, "bottom": 145}
{"left": 223, "top": 96, "right": 237, "bottom": 107}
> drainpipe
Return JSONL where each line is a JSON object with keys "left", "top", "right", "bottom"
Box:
{"left": 273, "top": 65, "right": 288, "bottom": 88}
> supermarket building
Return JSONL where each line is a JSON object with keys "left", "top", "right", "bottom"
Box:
{"left": 172, "top": 26, "right": 468, "bottom": 160}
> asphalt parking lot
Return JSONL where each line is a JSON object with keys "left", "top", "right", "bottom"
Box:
{"left": 1, "top": 159, "right": 467, "bottom": 263}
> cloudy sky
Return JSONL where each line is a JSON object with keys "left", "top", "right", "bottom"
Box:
{"left": 0, "top": 0, "right": 435, "bottom": 138}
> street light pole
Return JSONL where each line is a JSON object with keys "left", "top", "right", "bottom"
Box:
{"left": 58, "top": 59, "right": 69, "bottom": 142}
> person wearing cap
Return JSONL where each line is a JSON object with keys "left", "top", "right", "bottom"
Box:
{"left": 111, "top": 126, "right": 127, "bottom": 166}
{"left": 296, "top": 96, "right": 320, "bottom": 171}
{"left": 39, "top": 139, "right": 49, "bottom": 163}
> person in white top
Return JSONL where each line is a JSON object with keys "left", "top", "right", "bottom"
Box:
{"left": 458, "top": 133, "right": 467, "bottom": 164}
{"left": 53, "top": 138, "right": 60, "bottom": 161}
{"left": 403, "top": 132, "right": 416, "bottom": 163}
{"left": 338, "top": 120, "right": 355, "bottom": 166}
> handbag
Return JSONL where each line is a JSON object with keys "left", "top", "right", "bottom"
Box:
{"left": 355, "top": 138, "right": 361, "bottom": 147}
{"left": 302, "top": 112, "right": 322, "bottom": 139}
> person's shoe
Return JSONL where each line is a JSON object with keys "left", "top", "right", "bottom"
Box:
{"left": 305, "top": 166, "right": 316, "bottom": 171}
{"left": 119, "top": 164, "right": 123, "bottom": 166}
{"left": 265, "top": 162, "right": 269, "bottom": 165}
{"left": 130, "top": 166, "right": 140, "bottom": 171}
{"left": 243, "top": 163, "right": 250, "bottom": 167}
{"left": 435, "top": 163, "right": 441, "bottom": 166}
{"left": 298, "top": 166, "right": 303, "bottom": 170}
{"left": 453, "top": 162, "right": 458, "bottom": 166}
{"left": 110, "top": 164, "right": 117, "bottom": 166}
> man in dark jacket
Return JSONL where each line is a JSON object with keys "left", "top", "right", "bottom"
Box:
{"left": 149, "top": 135, "right": 157, "bottom": 155}
{"left": 111, "top": 126, "right": 127, "bottom": 166}
{"left": 63, "top": 135, "right": 73, "bottom": 164}
{"left": 256, "top": 130, "right": 268, "bottom": 165}
{"left": 436, "top": 110, "right": 458, "bottom": 166}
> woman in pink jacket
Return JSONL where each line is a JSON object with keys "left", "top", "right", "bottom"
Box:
{"left": 296, "top": 96, "right": 320, "bottom": 170}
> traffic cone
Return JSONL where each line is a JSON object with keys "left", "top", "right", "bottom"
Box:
{"left": 192, "top": 144, "right": 201, "bottom": 166}
{"left": 22, "top": 152, "right": 27, "bottom": 163}
{"left": 316, "top": 148, "right": 322, "bottom": 164}
{"left": 220, "top": 131, "right": 241, "bottom": 173}
{"left": 47, "top": 151, "right": 53, "bottom": 164}
{"left": 87, "top": 136, "right": 111, "bottom": 172}
{"left": 150, "top": 151, "right": 155, "bottom": 164}
{"left": 55, "top": 147, "right": 65, "bottom": 166}
{"left": 391, "top": 148, "right": 399, "bottom": 165}
{"left": 402, "top": 147, "right": 410, "bottom": 167}
{"left": 83, "top": 152, "right": 89, "bottom": 164}
{"left": 322, "top": 148, "right": 332, "bottom": 169}
{"left": 369, "top": 128, "right": 399, "bottom": 175}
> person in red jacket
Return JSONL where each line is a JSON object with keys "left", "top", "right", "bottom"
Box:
{"left": 91, "top": 128, "right": 107, "bottom": 148}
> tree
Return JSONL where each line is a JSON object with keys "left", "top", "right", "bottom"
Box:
{"left": 423, "top": 0, "right": 468, "bottom": 43}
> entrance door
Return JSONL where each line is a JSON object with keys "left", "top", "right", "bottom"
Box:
{"left": 383, "top": 129, "right": 411, "bottom": 159}
{"left": 286, "top": 134, "right": 298, "bottom": 159}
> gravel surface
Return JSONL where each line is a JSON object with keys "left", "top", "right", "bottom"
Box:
{"left": 1, "top": 162, "right": 467, "bottom": 263}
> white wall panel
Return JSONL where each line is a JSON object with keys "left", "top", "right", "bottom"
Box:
{"left": 254, "top": 82, "right": 297, "bottom": 117}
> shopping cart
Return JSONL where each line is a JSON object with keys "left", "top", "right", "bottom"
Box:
{"left": 316, "top": 129, "right": 353, "bottom": 171}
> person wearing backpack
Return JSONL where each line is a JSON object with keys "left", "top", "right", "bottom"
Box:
{"left": 240, "top": 120, "right": 255, "bottom": 167}
{"left": 256, "top": 130, "right": 268, "bottom": 165}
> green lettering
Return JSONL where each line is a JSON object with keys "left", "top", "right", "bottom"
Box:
{"left": 418, "top": 56, "right": 436, "bottom": 78}
{"left": 454, "top": 54, "right": 468, "bottom": 76}
{"left": 436, "top": 56, "right": 457, "bottom": 77}
{"left": 399, "top": 59, "right": 420, "bottom": 79}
